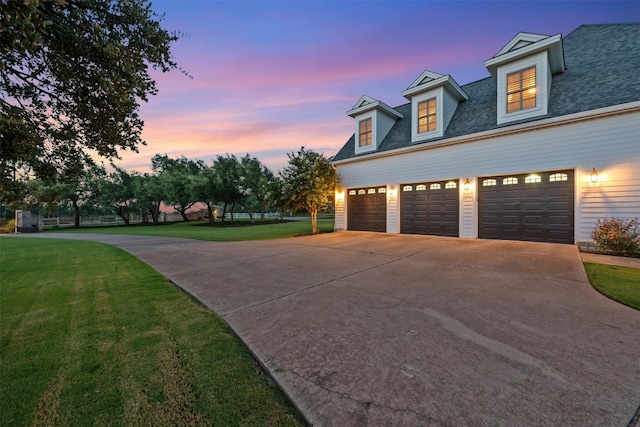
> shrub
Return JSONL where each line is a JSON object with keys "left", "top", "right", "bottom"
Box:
{"left": 591, "top": 217, "right": 640, "bottom": 256}
{"left": 0, "top": 219, "right": 15, "bottom": 234}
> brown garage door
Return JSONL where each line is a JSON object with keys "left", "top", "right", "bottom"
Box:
{"left": 478, "top": 170, "right": 574, "bottom": 244}
{"left": 401, "top": 180, "right": 459, "bottom": 237}
{"left": 347, "top": 187, "right": 387, "bottom": 232}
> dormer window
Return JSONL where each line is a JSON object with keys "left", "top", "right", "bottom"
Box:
{"left": 347, "top": 95, "right": 403, "bottom": 155}
{"left": 507, "top": 66, "right": 536, "bottom": 113}
{"left": 418, "top": 98, "right": 437, "bottom": 133}
{"left": 402, "top": 70, "right": 468, "bottom": 143}
{"left": 359, "top": 118, "right": 372, "bottom": 147}
{"left": 485, "top": 32, "right": 565, "bottom": 126}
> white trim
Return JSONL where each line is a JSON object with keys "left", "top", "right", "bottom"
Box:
{"left": 354, "top": 112, "right": 376, "bottom": 155}
{"left": 333, "top": 101, "right": 640, "bottom": 166}
{"left": 485, "top": 33, "right": 564, "bottom": 77}
{"left": 402, "top": 73, "right": 468, "bottom": 101}
{"left": 411, "top": 88, "right": 443, "bottom": 142}
{"left": 494, "top": 32, "right": 550, "bottom": 57}
{"left": 497, "top": 52, "right": 548, "bottom": 125}
{"left": 347, "top": 97, "right": 403, "bottom": 119}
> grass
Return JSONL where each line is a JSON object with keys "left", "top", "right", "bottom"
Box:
{"left": 47, "top": 219, "right": 335, "bottom": 241}
{"left": 584, "top": 262, "right": 640, "bottom": 310}
{"left": 0, "top": 238, "right": 304, "bottom": 426}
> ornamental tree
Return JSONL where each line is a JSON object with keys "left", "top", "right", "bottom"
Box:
{"left": 280, "top": 147, "right": 338, "bottom": 234}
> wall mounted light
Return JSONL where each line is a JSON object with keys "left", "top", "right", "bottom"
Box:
{"left": 590, "top": 167, "right": 599, "bottom": 184}
{"left": 463, "top": 178, "right": 471, "bottom": 193}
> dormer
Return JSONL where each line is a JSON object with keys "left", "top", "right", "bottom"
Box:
{"left": 484, "top": 32, "right": 565, "bottom": 125}
{"left": 401, "top": 71, "right": 468, "bottom": 143}
{"left": 347, "top": 95, "right": 403, "bottom": 155}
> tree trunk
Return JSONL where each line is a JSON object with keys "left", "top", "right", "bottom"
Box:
{"left": 220, "top": 202, "right": 227, "bottom": 223}
{"left": 149, "top": 203, "right": 159, "bottom": 225}
{"left": 116, "top": 206, "right": 130, "bottom": 225}
{"left": 73, "top": 199, "right": 80, "bottom": 228}
{"left": 310, "top": 208, "right": 318, "bottom": 234}
{"left": 238, "top": 201, "right": 254, "bottom": 223}
{"left": 259, "top": 200, "right": 265, "bottom": 223}
{"left": 180, "top": 208, "right": 189, "bottom": 222}
{"left": 206, "top": 202, "right": 214, "bottom": 225}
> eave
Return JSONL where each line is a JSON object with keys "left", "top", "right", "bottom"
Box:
{"left": 484, "top": 34, "right": 565, "bottom": 77}
{"left": 333, "top": 101, "right": 640, "bottom": 167}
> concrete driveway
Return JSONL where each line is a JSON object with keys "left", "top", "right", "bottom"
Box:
{"left": 29, "top": 232, "right": 640, "bottom": 426}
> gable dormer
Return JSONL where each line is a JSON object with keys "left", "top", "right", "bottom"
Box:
{"left": 347, "top": 95, "right": 403, "bottom": 155}
{"left": 484, "top": 32, "right": 565, "bottom": 125}
{"left": 401, "top": 71, "right": 468, "bottom": 143}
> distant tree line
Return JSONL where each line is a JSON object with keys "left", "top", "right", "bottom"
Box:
{"left": 7, "top": 148, "right": 338, "bottom": 234}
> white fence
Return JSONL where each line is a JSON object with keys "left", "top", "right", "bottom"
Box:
{"left": 223, "top": 212, "right": 280, "bottom": 219}
{"left": 41, "top": 215, "right": 144, "bottom": 229}
{"left": 39, "top": 212, "right": 282, "bottom": 229}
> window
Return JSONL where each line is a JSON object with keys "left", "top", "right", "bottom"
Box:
{"left": 358, "top": 118, "right": 372, "bottom": 147}
{"left": 483, "top": 179, "right": 497, "bottom": 187}
{"left": 403, "top": 185, "right": 413, "bottom": 192}
{"left": 445, "top": 181, "right": 457, "bottom": 189}
{"left": 503, "top": 177, "right": 518, "bottom": 185}
{"left": 549, "top": 173, "right": 568, "bottom": 182}
{"left": 507, "top": 67, "right": 536, "bottom": 113}
{"left": 348, "top": 190, "right": 356, "bottom": 195}
{"left": 429, "top": 183, "right": 441, "bottom": 190}
{"left": 417, "top": 98, "right": 437, "bottom": 133}
{"left": 367, "top": 188, "right": 376, "bottom": 194}
{"left": 416, "top": 184, "right": 426, "bottom": 191}
{"left": 525, "top": 174, "right": 541, "bottom": 183}
{"left": 378, "top": 188, "right": 386, "bottom": 193}
{"left": 357, "top": 189, "right": 366, "bottom": 195}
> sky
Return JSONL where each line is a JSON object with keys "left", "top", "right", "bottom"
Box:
{"left": 117, "top": 0, "right": 640, "bottom": 174}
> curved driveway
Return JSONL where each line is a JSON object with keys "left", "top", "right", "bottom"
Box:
{"left": 30, "top": 232, "right": 640, "bottom": 426}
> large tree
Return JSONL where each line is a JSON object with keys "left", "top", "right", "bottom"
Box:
{"left": 152, "top": 154, "right": 199, "bottom": 222}
{"left": 239, "top": 155, "right": 275, "bottom": 223}
{"left": 0, "top": 0, "right": 180, "bottom": 197}
{"left": 190, "top": 160, "right": 222, "bottom": 225}
{"left": 280, "top": 147, "right": 338, "bottom": 234}
{"left": 93, "top": 166, "right": 138, "bottom": 224}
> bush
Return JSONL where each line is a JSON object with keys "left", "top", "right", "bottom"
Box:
{"left": 591, "top": 217, "right": 640, "bottom": 256}
{"left": 0, "top": 219, "right": 15, "bottom": 234}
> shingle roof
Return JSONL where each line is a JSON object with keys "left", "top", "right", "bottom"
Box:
{"left": 333, "top": 23, "right": 640, "bottom": 162}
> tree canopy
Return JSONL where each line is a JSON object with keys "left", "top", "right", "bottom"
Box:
{"left": 280, "top": 147, "right": 338, "bottom": 234}
{"left": 0, "top": 0, "right": 180, "bottom": 197}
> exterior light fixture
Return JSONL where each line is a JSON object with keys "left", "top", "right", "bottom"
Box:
{"left": 590, "top": 167, "right": 599, "bottom": 184}
{"left": 464, "top": 178, "right": 471, "bottom": 193}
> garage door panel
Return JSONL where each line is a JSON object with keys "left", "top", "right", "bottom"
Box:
{"left": 479, "top": 170, "right": 574, "bottom": 244}
{"left": 348, "top": 188, "right": 387, "bottom": 232}
{"left": 523, "top": 215, "right": 543, "bottom": 224}
{"left": 401, "top": 180, "right": 459, "bottom": 237}
{"left": 523, "top": 202, "right": 543, "bottom": 211}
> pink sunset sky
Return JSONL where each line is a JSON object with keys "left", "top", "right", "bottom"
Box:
{"left": 118, "top": 0, "right": 640, "bottom": 174}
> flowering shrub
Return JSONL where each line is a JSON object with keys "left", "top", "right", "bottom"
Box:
{"left": 591, "top": 217, "right": 640, "bottom": 256}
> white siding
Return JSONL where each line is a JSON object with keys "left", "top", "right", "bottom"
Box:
{"left": 335, "top": 191, "right": 345, "bottom": 231}
{"left": 460, "top": 177, "right": 477, "bottom": 238}
{"left": 336, "top": 111, "right": 640, "bottom": 243}
{"left": 387, "top": 185, "right": 399, "bottom": 233}
{"left": 443, "top": 89, "right": 459, "bottom": 132}
{"left": 377, "top": 112, "right": 397, "bottom": 145}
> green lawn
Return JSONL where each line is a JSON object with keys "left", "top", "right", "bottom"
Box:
{"left": 584, "top": 262, "right": 640, "bottom": 311}
{"left": 0, "top": 238, "right": 304, "bottom": 426}
{"left": 47, "top": 218, "right": 334, "bottom": 241}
